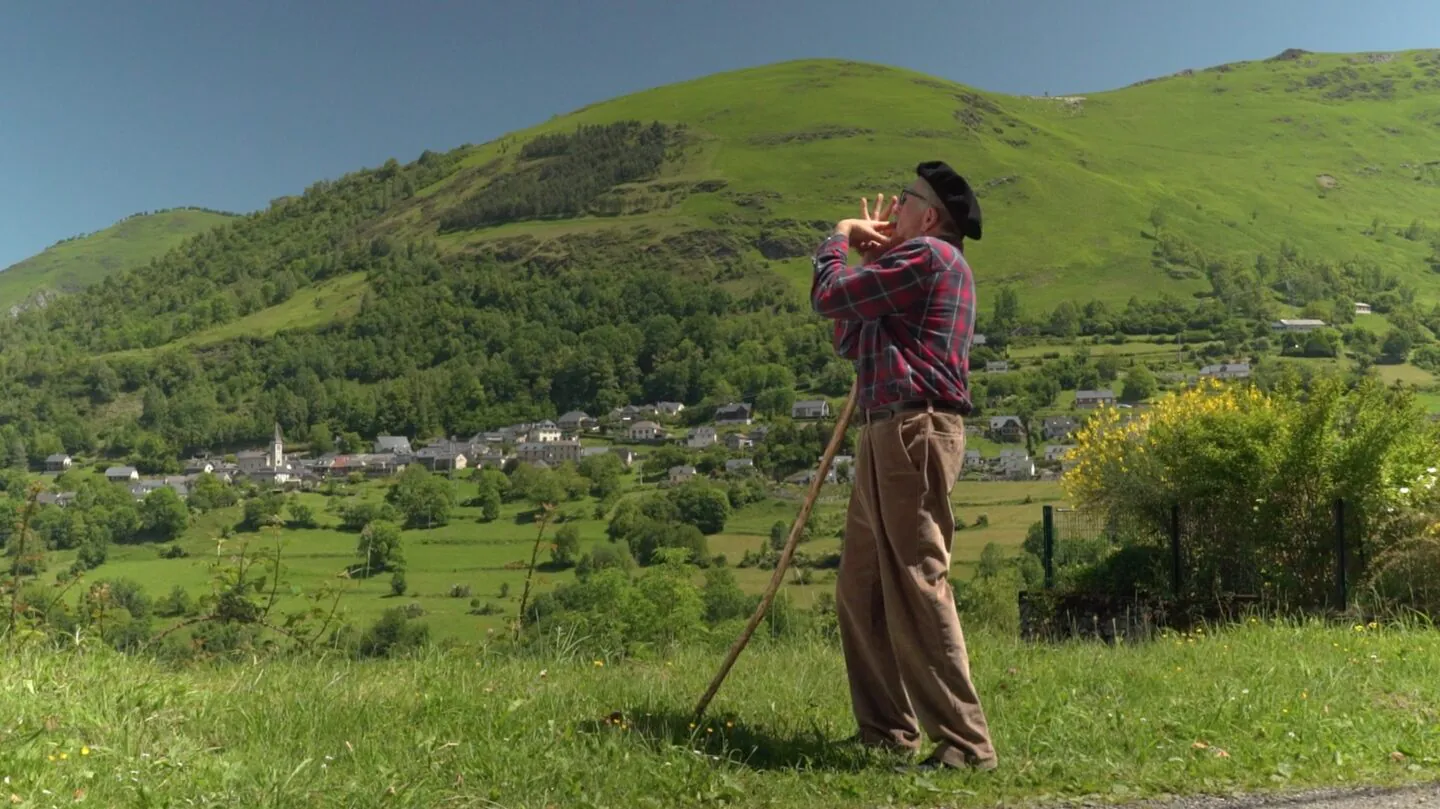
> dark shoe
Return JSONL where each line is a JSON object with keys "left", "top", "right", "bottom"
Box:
{"left": 841, "top": 731, "right": 919, "bottom": 754}
{"left": 894, "top": 751, "right": 997, "bottom": 773}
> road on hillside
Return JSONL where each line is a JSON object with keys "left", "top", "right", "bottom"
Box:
{"left": 1107, "top": 783, "right": 1440, "bottom": 808}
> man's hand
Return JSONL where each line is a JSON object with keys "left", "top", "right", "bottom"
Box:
{"left": 837, "top": 193, "right": 899, "bottom": 262}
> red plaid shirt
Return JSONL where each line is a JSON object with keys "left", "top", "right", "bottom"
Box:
{"left": 810, "top": 232, "right": 977, "bottom": 413}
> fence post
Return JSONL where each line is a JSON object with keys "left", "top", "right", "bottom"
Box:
{"left": 1042, "top": 505, "right": 1055, "bottom": 590}
{"left": 1334, "top": 497, "right": 1347, "bottom": 612}
{"left": 1170, "top": 503, "right": 1182, "bottom": 596}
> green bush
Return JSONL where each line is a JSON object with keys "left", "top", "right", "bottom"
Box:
{"left": 1063, "top": 376, "right": 1438, "bottom": 608}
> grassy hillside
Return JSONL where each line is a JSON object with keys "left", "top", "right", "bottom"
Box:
{"left": 0, "top": 208, "right": 234, "bottom": 313}
{"left": 390, "top": 50, "right": 1440, "bottom": 308}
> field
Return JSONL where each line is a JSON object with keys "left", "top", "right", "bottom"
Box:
{"left": 39, "top": 474, "right": 1061, "bottom": 643}
{"left": 0, "top": 209, "right": 233, "bottom": 311}
{"left": 3, "top": 620, "right": 1437, "bottom": 807}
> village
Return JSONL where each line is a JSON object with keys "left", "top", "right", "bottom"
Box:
{"left": 26, "top": 386, "right": 1186, "bottom": 506}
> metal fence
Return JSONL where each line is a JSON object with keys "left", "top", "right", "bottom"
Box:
{"left": 1038, "top": 499, "right": 1355, "bottom": 612}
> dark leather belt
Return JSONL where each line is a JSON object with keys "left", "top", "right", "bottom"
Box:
{"left": 862, "top": 399, "right": 968, "bottom": 423}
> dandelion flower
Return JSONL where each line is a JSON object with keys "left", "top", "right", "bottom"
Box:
{"left": 80, "top": 746, "right": 89, "bottom": 756}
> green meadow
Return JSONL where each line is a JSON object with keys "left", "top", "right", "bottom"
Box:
{"left": 40, "top": 472, "right": 1062, "bottom": 642}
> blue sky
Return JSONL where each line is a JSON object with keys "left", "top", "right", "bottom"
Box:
{"left": 2, "top": 0, "right": 1438, "bottom": 269}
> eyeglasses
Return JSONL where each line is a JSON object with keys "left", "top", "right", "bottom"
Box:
{"left": 898, "top": 187, "right": 936, "bottom": 207}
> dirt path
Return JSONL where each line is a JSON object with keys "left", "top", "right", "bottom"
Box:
{"left": 1112, "top": 783, "right": 1440, "bottom": 808}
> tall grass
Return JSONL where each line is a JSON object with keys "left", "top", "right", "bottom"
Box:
{"left": 2, "top": 617, "right": 1436, "bottom": 807}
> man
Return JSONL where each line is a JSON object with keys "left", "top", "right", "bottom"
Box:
{"left": 810, "top": 160, "right": 995, "bottom": 772}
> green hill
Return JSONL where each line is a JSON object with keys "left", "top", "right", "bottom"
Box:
{"left": 4, "top": 50, "right": 1440, "bottom": 456}
{"left": 402, "top": 48, "right": 1440, "bottom": 308}
{"left": 0, "top": 208, "right": 236, "bottom": 314}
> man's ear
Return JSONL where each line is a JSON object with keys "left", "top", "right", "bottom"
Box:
{"left": 922, "top": 207, "right": 940, "bottom": 233}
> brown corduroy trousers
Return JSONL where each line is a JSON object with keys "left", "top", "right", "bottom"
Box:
{"left": 835, "top": 406, "right": 997, "bottom": 769}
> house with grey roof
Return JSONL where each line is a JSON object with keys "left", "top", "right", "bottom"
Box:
{"left": 627, "top": 420, "right": 665, "bottom": 442}
{"left": 1042, "top": 416, "right": 1078, "bottom": 441}
{"left": 724, "top": 458, "right": 755, "bottom": 474}
{"left": 1199, "top": 362, "right": 1251, "bottom": 380}
{"left": 725, "top": 432, "right": 753, "bottom": 452}
{"left": 374, "top": 436, "right": 414, "bottom": 456}
{"left": 105, "top": 466, "right": 139, "bottom": 484}
{"left": 987, "top": 416, "right": 1025, "bottom": 442}
{"left": 557, "top": 410, "right": 596, "bottom": 434}
{"left": 414, "top": 441, "right": 469, "bottom": 472}
{"left": 687, "top": 426, "right": 718, "bottom": 449}
{"left": 714, "top": 402, "right": 753, "bottom": 426}
{"left": 792, "top": 399, "right": 830, "bottom": 419}
{"left": 1075, "top": 390, "right": 1116, "bottom": 410}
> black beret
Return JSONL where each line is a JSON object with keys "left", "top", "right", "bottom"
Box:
{"left": 916, "top": 161, "right": 982, "bottom": 241}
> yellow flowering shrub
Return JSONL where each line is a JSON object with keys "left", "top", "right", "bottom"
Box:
{"left": 1060, "top": 375, "right": 1439, "bottom": 609}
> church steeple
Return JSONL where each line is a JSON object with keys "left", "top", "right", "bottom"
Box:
{"left": 272, "top": 422, "right": 284, "bottom": 469}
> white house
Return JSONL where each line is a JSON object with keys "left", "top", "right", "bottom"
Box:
{"left": 1271, "top": 319, "right": 1327, "bottom": 332}
{"left": 724, "top": 458, "right": 755, "bottom": 474}
{"left": 792, "top": 399, "right": 830, "bottom": 419}
{"left": 1044, "top": 445, "right": 1073, "bottom": 463}
{"left": 687, "top": 426, "right": 718, "bottom": 449}
{"left": 1199, "top": 362, "right": 1251, "bottom": 380}
{"left": 1354, "top": 302, "right": 1372, "bottom": 315}
{"left": 516, "top": 440, "right": 582, "bottom": 466}
{"left": 527, "top": 421, "right": 562, "bottom": 443}
{"left": 627, "top": 420, "right": 665, "bottom": 442}
{"left": 997, "top": 449, "right": 1035, "bottom": 480}
{"left": 656, "top": 401, "right": 686, "bottom": 418}
{"left": 105, "top": 466, "right": 139, "bottom": 484}
{"left": 984, "top": 360, "right": 1010, "bottom": 373}
{"left": 828, "top": 454, "right": 856, "bottom": 483}
{"left": 44, "top": 454, "right": 72, "bottom": 473}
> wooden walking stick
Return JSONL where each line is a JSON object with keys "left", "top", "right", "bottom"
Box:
{"left": 692, "top": 378, "right": 861, "bottom": 723}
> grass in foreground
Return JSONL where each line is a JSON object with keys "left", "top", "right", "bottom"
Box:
{"left": 2, "top": 620, "right": 1437, "bottom": 808}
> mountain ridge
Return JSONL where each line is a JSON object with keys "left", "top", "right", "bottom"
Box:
{"left": 0, "top": 207, "right": 237, "bottom": 314}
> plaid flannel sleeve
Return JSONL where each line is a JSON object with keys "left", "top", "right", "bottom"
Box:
{"left": 811, "top": 234, "right": 936, "bottom": 321}
{"left": 832, "top": 320, "right": 862, "bottom": 360}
